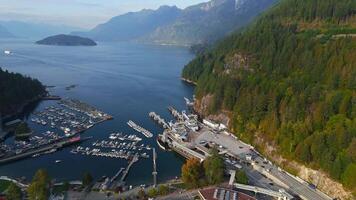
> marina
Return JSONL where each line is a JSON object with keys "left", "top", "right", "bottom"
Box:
{"left": 0, "top": 39, "right": 194, "bottom": 186}
{"left": 0, "top": 98, "right": 113, "bottom": 164}
{"left": 70, "top": 132, "right": 151, "bottom": 160}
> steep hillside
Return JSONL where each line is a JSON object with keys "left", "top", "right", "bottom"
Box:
{"left": 183, "top": 0, "right": 356, "bottom": 196}
{"left": 77, "top": 6, "right": 182, "bottom": 41}
{"left": 146, "top": 0, "right": 277, "bottom": 45}
{"left": 0, "top": 68, "right": 45, "bottom": 116}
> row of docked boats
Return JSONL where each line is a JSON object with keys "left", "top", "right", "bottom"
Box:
{"left": 69, "top": 132, "right": 151, "bottom": 161}
{"left": 70, "top": 146, "right": 149, "bottom": 159}
{"left": 148, "top": 112, "right": 169, "bottom": 129}
{"left": 31, "top": 104, "right": 93, "bottom": 137}
{"left": 127, "top": 120, "right": 153, "bottom": 138}
{"left": 92, "top": 140, "right": 151, "bottom": 151}
{"left": 108, "top": 132, "right": 142, "bottom": 142}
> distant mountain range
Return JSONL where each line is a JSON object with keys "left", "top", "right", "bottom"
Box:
{"left": 0, "top": 21, "right": 85, "bottom": 39}
{"left": 0, "top": 25, "right": 15, "bottom": 38}
{"left": 74, "top": 5, "right": 182, "bottom": 42}
{"left": 76, "top": 0, "right": 277, "bottom": 45}
{"left": 145, "top": 0, "right": 278, "bottom": 45}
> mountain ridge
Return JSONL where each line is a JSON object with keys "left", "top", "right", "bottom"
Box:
{"left": 74, "top": 5, "right": 182, "bottom": 42}
{"left": 76, "top": 0, "right": 277, "bottom": 45}
{"left": 0, "top": 25, "right": 15, "bottom": 38}
{"left": 182, "top": 0, "right": 356, "bottom": 198}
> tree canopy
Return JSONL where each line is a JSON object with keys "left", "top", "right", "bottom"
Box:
{"left": 181, "top": 158, "right": 204, "bottom": 188}
{"left": 0, "top": 68, "right": 45, "bottom": 115}
{"left": 6, "top": 182, "right": 22, "bottom": 200}
{"left": 82, "top": 172, "right": 93, "bottom": 187}
{"left": 203, "top": 149, "right": 225, "bottom": 185}
{"left": 27, "top": 169, "right": 50, "bottom": 200}
{"left": 182, "top": 0, "right": 356, "bottom": 191}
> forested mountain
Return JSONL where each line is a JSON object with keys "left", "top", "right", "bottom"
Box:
{"left": 75, "top": 6, "right": 182, "bottom": 41}
{"left": 145, "top": 0, "right": 277, "bottom": 45}
{"left": 0, "top": 68, "right": 45, "bottom": 115}
{"left": 0, "top": 25, "right": 15, "bottom": 38}
{"left": 183, "top": 0, "right": 356, "bottom": 193}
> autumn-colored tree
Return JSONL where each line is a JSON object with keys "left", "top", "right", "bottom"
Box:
{"left": 181, "top": 158, "right": 204, "bottom": 188}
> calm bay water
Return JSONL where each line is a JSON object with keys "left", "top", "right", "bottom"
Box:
{"left": 0, "top": 39, "right": 194, "bottom": 185}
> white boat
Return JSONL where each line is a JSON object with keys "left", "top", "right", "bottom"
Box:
{"left": 55, "top": 160, "right": 62, "bottom": 163}
{"left": 4, "top": 50, "right": 11, "bottom": 55}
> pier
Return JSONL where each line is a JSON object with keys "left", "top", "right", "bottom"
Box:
{"left": 168, "top": 106, "right": 183, "bottom": 121}
{"left": 184, "top": 97, "right": 194, "bottom": 107}
{"left": 120, "top": 154, "right": 139, "bottom": 182}
{"left": 127, "top": 120, "right": 153, "bottom": 138}
{"left": 110, "top": 167, "right": 125, "bottom": 183}
{"left": 42, "top": 95, "right": 61, "bottom": 100}
{"left": 152, "top": 148, "right": 157, "bottom": 187}
{"left": 148, "top": 112, "right": 169, "bottom": 129}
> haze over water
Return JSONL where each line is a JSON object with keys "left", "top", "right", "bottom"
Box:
{"left": 0, "top": 39, "right": 194, "bottom": 185}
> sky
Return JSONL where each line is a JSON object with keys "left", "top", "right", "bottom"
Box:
{"left": 0, "top": 0, "right": 209, "bottom": 29}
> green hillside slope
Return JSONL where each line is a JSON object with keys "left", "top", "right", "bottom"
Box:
{"left": 183, "top": 0, "right": 356, "bottom": 191}
{"left": 0, "top": 68, "right": 45, "bottom": 116}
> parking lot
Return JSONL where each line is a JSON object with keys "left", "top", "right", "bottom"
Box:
{"left": 193, "top": 126, "right": 252, "bottom": 158}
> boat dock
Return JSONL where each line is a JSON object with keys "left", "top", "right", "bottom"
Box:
{"left": 168, "top": 106, "right": 183, "bottom": 121}
{"left": 110, "top": 167, "right": 125, "bottom": 183}
{"left": 184, "top": 97, "right": 194, "bottom": 107}
{"left": 127, "top": 120, "right": 153, "bottom": 138}
{"left": 148, "top": 112, "right": 169, "bottom": 129}
{"left": 42, "top": 95, "right": 61, "bottom": 100}
{"left": 120, "top": 154, "right": 139, "bottom": 182}
{"left": 152, "top": 148, "right": 157, "bottom": 187}
{"left": 0, "top": 136, "right": 87, "bottom": 164}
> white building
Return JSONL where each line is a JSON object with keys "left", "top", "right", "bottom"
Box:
{"left": 203, "top": 119, "right": 219, "bottom": 129}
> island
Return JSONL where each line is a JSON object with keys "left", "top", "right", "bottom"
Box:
{"left": 35, "top": 34, "right": 97, "bottom": 46}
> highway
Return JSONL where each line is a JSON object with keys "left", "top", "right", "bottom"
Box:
{"left": 191, "top": 125, "right": 333, "bottom": 200}
{"left": 252, "top": 155, "right": 332, "bottom": 200}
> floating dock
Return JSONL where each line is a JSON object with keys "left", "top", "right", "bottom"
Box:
{"left": 127, "top": 120, "right": 153, "bottom": 138}
{"left": 168, "top": 106, "right": 183, "bottom": 121}
{"left": 120, "top": 154, "right": 139, "bottom": 182}
{"left": 148, "top": 112, "right": 169, "bottom": 129}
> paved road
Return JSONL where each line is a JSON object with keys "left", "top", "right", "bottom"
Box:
{"left": 192, "top": 125, "right": 332, "bottom": 200}
{"left": 252, "top": 155, "right": 332, "bottom": 200}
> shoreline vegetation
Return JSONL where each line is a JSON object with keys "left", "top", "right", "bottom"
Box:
{"left": 0, "top": 68, "right": 46, "bottom": 120}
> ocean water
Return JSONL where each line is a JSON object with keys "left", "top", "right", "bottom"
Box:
{"left": 0, "top": 39, "right": 194, "bottom": 185}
